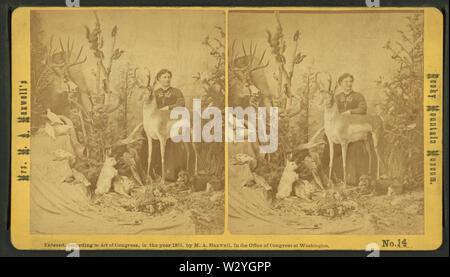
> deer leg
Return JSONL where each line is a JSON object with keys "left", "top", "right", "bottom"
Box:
{"left": 159, "top": 138, "right": 166, "bottom": 185}
{"left": 192, "top": 143, "right": 199, "bottom": 176}
{"left": 341, "top": 143, "right": 348, "bottom": 189}
{"left": 146, "top": 136, "right": 153, "bottom": 185}
{"left": 371, "top": 132, "right": 380, "bottom": 179}
{"left": 364, "top": 139, "right": 372, "bottom": 176}
{"left": 327, "top": 137, "right": 334, "bottom": 189}
{"left": 183, "top": 142, "right": 190, "bottom": 172}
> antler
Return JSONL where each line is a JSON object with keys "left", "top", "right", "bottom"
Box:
{"left": 132, "top": 67, "right": 157, "bottom": 94}
{"left": 69, "top": 45, "right": 87, "bottom": 67}
{"left": 315, "top": 72, "right": 333, "bottom": 92}
{"left": 54, "top": 37, "right": 87, "bottom": 67}
{"left": 144, "top": 67, "right": 157, "bottom": 89}
{"left": 229, "top": 40, "right": 269, "bottom": 81}
{"left": 45, "top": 36, "right": 63, "bottom": 69}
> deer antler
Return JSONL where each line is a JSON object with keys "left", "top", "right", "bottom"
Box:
{"left": 143, "top": 67, "right": 156, "bottom": 89}
{"left": 229, "top": 40, "right": 269, "bottom": 80}
{"left": 69, "top": 45, "right": 87, "bottom": 67}
{"left": 47, "top": 37, "right": 87, "bottom": 69}
{"left": 45, "top": 36, "right": 63, "bottom": 69}
{"left": 315, "top": 72, "right": 334, "bottom": 93}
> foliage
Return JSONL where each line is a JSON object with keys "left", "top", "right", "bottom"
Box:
{"left": 265, "top": 12, "right": 308, "bottom": 163}
{"left": 64, "top": 12, "right": 126, "bottom": 184}
{"left": 194, "top": 26, "right": 226, "bottom": 178}
{"left": 30, "top": 13, "right": 56, "bottom": 132}
{"left": 266, "top": 11, "right": 306, "bottom": 101}
{"left": 84, "top": 12, "right": 124, "bottom": 158}
{"left": 195, "top": 26, "right": 226, "bottom": 110}
{"left": 294, "top": 66, "right": 319, "bottom": 144}
{"left": 376, "top": 14, "right": 424, "bottom": 189}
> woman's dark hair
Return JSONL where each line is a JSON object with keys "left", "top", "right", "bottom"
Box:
{"left": 338, "top": 73, "right": 354, "bottom": 84}
{"left": 156, "top": 69, "right": 172, "bottom": 80}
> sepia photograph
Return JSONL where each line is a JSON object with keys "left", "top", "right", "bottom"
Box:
{"left": 8, "top": 5, "right": 443, "bottom": 252}
{"left": 29, "top": 9, "right": 225, "bottom": 234}
{"left": 228, "top": 10, "right": 425, "bottom": 235}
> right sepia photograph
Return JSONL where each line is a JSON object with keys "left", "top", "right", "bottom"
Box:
{"left": 227, "top": 10, "right": 424, "bottom": 235}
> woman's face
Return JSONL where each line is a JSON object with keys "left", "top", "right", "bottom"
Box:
{"left": 341, "top": 77, "right": 353, "bottom": 92}
{"left": 158, "top": 73, "right": 172, "bottom": 87}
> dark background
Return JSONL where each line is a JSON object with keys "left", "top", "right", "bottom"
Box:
{"left": 0, "top": 0, "right": 448, "bottom": 259}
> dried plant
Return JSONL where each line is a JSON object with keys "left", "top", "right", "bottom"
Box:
{"left": 193, "top": 27, "right": 226, "bottom": 178}
{"left": 266, "top": 11, "right": 306, "bottom": 105}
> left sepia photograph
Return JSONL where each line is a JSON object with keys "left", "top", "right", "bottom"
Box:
{"left": 29, "top": 9, "right": 225, "bottom": 234}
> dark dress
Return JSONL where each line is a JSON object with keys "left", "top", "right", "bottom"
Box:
{"left": 323, "top": 90, "right": 371, "bottom": 186}
{"left": 141, "top": 86, "right": 187, "bottom": 181}
{"left": 154, "top": 87, "right": 185, "bottom": 110}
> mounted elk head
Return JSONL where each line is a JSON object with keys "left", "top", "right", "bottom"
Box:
{"left": 45, "top": 37, "right": 92, "bottom": 113}
{"left": 228, "top": 40, "right": 272, "bottom": 108}
{"left": 46, "top": 37, "right": 87, "bottom": 81}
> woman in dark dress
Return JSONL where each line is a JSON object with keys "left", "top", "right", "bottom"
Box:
{"left": 323, "top": 73, "right": 371, "bottom": 186}
{"left": 142, "top": 69, "right": 187, "bottom": 181}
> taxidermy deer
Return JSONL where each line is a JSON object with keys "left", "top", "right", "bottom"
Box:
{"left": 228, "top": 40, "right": 273, "bottom": 109}
{"left": 45, "top": 37, "right": 93, "bottom": 114}
{"left": 316, "top": 72, "right": 382, "bottom": 189}
{"left": 136, "top": 71, "right": 198, "bottom": 185}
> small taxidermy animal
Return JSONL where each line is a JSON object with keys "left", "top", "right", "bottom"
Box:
{"left": 294, "top": 180, "right": 315, "bottom": 200}
{"left": 177, "top": 170, "right": 224, "bottom": 193}
{"left": 276, "top": 160, "right": 299, "bottom": 199}
{"left": 113, "top": 176, "right": 134, "bottom": 197}
{"left": 387, "top": 181, "right": 404, "bottom": 196}
{"left": 95, "top": 156, "right": 118, "bottom": 195}
{"left": 188, "top": 174, "right": 210, "bottom": 192}
{"left": 176, "top": 170, "right": 190, "bottom": 186}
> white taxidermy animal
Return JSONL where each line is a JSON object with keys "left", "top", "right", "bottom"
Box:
{"left": 95, "top": 156, "right": 118, "bottom": 195}
{"left": 276, "top": 160, "right": 299, "bottom": 199}
{"left": 46, "top": 108, "right": 64, "bottom": 125}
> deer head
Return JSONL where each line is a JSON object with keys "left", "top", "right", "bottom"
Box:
{"left": 229, "top": 40, "right": 269, "bottom": 83}
{"left": 45, "top": 37, "right": 87, "bottom": 83}
{"left": 44, "top": 37, "right": 94, "bottom": 113}
{"left": 132, "top": 67, "right": 157, "bottom": 106}
{"left": 229, "top": 40, "right": 270, "bottom": 106}
{"left": 315, "top": 72, "right": 338, "bottom": 109}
